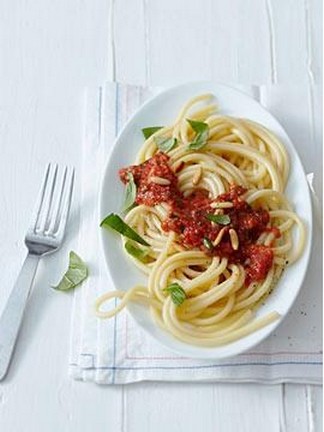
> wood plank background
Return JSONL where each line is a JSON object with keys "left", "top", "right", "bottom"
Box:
{"left": 0, "top": 0, "right": 322, "bottom": 431}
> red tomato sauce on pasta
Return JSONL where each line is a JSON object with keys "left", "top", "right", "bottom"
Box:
{"left": 119, "top": 153, "right": 279, "bottom": 285}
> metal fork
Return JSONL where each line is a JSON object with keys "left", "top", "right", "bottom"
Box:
{"left": 0, "top": 163, "right": 75, "bottom": 380}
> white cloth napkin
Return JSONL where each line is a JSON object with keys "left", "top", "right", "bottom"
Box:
{"left": 69, "top": 82, "right": 322, "bottom": 384}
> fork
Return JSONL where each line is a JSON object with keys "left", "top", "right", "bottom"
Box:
{"left": 0, "top": 163, "right": 75, "bottom": 380}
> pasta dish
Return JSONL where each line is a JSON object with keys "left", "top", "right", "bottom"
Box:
{"left": 95, "top": 94, "right": 305, "bottom": 347}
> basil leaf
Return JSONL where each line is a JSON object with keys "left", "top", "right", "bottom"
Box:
{"left": 187, "top": 119, "right": 209, "bottom": 150}
{"left": 125, "top": 240, "right": 150, "bottom": 263}
{"left": 52, "top": 251, "right": 88, "bottom": 291}
{"left": 203, "top": 237, "right": 213, "bottom": 250}
{"left": 155, "top": 136, "right": 177, "bottom": 153}
{"left": 122, "top": 172, "right": 137, "bottom": 213}
{"left": 187, "top": 119, "right": 208, "bottom": 134}
{"left": 206, "top": 214, "right": 231, "bottom": 225}
{"left": 163, "top": 283, "right": 187, "bottom": 306}
{"left": 188, "top": 130, "right": 209, "bottom": 150}
{"left": 142, "top": 126, "right": 163, "bottom": 140}
{"left": 100, "top": 213, "right": 149, "bottom": 246}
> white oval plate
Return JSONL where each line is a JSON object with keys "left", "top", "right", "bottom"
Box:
{"left": 99, "top": 82, "right": 312, "bottom": 359}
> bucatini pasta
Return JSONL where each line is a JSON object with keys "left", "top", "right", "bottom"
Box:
{"left": 95, "top": 94, "right": 305, "bottom": 347}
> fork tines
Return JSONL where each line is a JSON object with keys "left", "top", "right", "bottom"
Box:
{"left": 31, "top": 163, "right": 75, "bottom": 238}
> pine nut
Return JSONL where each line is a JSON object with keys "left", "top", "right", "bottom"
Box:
{"left": 192, "top": 166, "right": 202, "bottom": 186}
{"left": 213, "top": 227, "right": 227, "bottom": 246}
{"left": 210, "top": 201, "right": 234, "bottom": 209}
{"left": 149, "top": 176, "right": 171, "bottom": 186}
{"left": 229, "top": 228, "right": 239, "bottom": 250}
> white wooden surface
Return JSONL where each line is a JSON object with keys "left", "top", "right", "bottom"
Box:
{"left": 0, "top": 0, "right": 322, "bottom": 431}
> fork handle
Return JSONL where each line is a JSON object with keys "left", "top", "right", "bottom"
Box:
{"left": 0, "top": 253, "right": 39, "bottom": 380}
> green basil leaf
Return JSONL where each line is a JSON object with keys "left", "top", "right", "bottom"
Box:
{"left": 206, "top": 214, "right": 231, "bottom": 225}
{"left": 187, "top": 119, "right": 209, "bottom": 150}
{"left": 100, "top": 213, "right": 149, "bottom": 246}
{"left": 188, "top": 130, "right": 209, "bottom": 150}
{"left": 163, "top": 283, "right": 187, "bottom": 306}
{"left": 52, "top": 251, "right": 88, "bottom": 291}
{"left": 125, "top": 240, "right": 150, "bottom": 263}
{"left": 203, "top": 237, "right": 213, "bottom": 250}
{"left": 155, "top": 136, "right": 177, "bottom": 153}
{"left": 187, "top": 119, "right": 208, "bottom": 134}
{"left": 122, "top": 172, "right": 137, "bottom": 213}
{"left": 142, "top": 126, "right": 163, "bottom": 140}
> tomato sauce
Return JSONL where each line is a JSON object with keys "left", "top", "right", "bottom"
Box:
{"left": 119, "top": 153, "right": 179, "bottom": 206}
{"left": 119, "top": 153, "right": 279, "bottom": 285}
